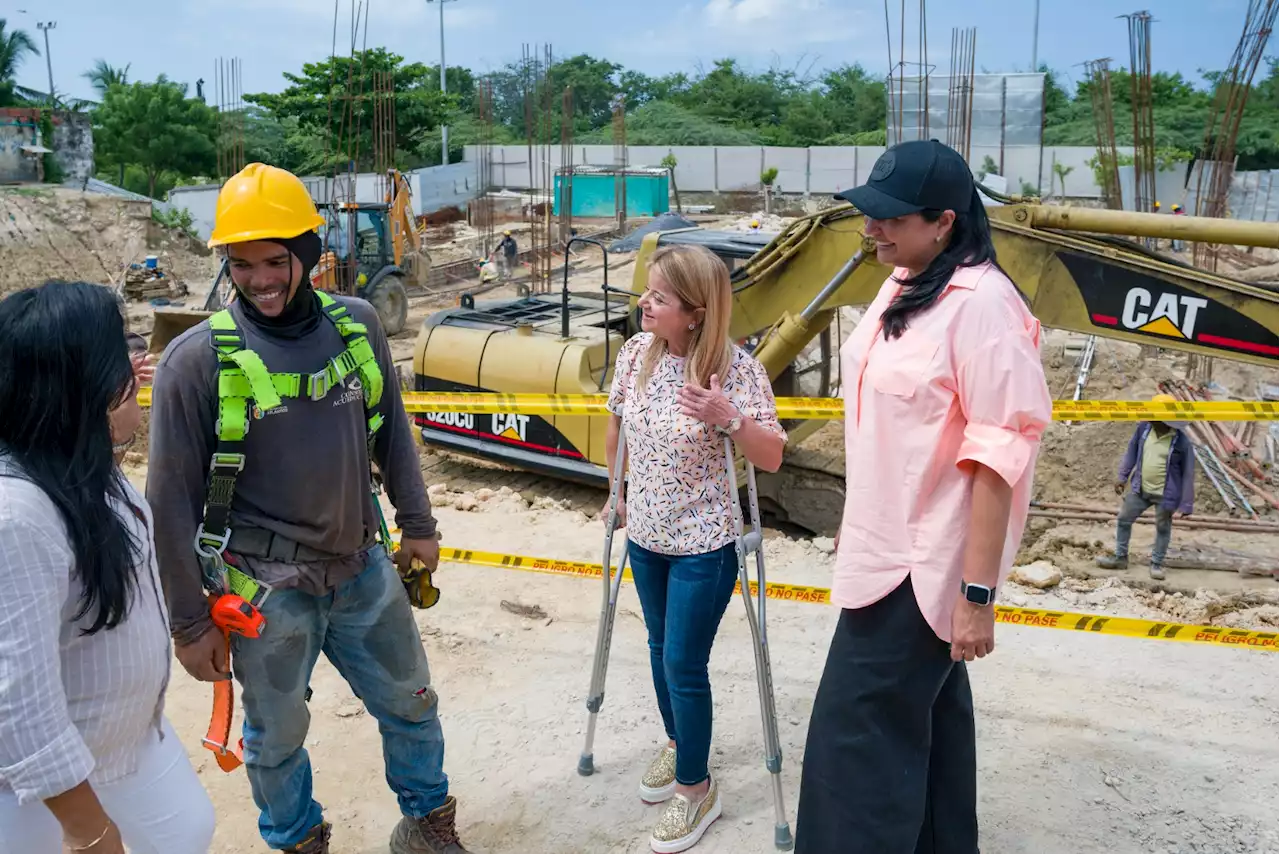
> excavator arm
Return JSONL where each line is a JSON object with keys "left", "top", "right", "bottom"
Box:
{"left": 632, "top": 204, "right": 1278, "bottom": 381}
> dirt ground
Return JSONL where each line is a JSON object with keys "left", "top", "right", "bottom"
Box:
{"left": 117, "top": 468, "right": 1278, "bottom": 854}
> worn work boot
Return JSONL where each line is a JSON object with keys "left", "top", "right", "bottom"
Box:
{"left": 389, "top": 796, "right": 472, "bottom": 854}
{"left": 282, "top": 821, "right": 332, "bottom": 854}
{"left": 1149, "top": 564, "right": 1167, "bottom": 580}
{"left": 1095, "top": 553, "right": 1129, "bottom": 570}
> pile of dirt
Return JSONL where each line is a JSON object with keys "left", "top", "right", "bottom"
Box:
{"left": 724, "top": 212, "right": 792, "bottom": 232}
{"left": 0, "top": 186, "right": 214, "bottom": 296}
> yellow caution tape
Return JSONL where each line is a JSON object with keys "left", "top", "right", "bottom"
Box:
{"left": 135, "top": 387, "right": 1278, "bottom": 421}
{"left": 390, "top": 536, "right": 1277, "bottom": 652}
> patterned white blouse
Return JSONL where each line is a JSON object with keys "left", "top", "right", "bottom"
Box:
{"left": 606, "top": 332, "right": 787, "bottom": 556}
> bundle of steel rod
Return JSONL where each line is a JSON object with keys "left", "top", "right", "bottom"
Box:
{"left": 1029, "top": 502, "right": 1278, "bottom": 534}
{"left": 1158, "top": 379, "right": 1279, "bottom": 512}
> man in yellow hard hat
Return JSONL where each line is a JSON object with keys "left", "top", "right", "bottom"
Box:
{"left": 1095, "top": 393, "right": 1194, "bottom": 580}
{"left": 146, "top": 163, "right": 473, "bottom": 853}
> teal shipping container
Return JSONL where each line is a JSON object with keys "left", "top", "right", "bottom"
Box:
{"left": 553, "top": 167, "right": 670, "bottom": 218}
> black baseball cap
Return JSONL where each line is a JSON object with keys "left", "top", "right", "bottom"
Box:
{"left": 835, "top": 139, "right": 974, "bottom": 220}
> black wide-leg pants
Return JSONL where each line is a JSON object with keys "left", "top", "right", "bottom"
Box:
{"left": 794, "top": 576, "right": 979, "bottom": 854}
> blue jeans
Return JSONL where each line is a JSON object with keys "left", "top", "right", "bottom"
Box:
{"left": 628, "top": 539, "right": 739, "bottom": 786}
{"left": 230, "top": 546, "right": 448, "bottom": 849}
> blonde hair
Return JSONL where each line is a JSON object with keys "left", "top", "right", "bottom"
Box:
{"left": 636, "top": 244, "right": 733, "bottom": 392}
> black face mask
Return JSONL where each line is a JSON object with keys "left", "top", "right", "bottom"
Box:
{"left": 231, "top": 230, "right": 324, "bottom": 340}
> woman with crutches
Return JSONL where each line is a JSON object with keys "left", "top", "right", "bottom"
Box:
{"left": 793, "top": 139, "right": 1052, "bottom": 853}
{"left": 603, "top": 243, "right": 786, "bottom": 853}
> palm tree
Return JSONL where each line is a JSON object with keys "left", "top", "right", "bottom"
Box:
{"left": 83, "top": 59, "right": 131, "bottom": 97}
{"left": 0, "top": 19, "right": 40, "bottom": 107}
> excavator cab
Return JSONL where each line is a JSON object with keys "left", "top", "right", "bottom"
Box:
{"left": 313, "top": 201, "right": 412, "bottom": 336}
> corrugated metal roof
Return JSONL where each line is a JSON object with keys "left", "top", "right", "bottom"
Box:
{"left": 68, "top": 177, "right": 155, "bottom": 203}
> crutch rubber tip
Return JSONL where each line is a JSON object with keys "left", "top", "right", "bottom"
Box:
{"left": 774, "top": 824, "right": 794, "bottom": 851}
{"left": 577, "top": 754, "right": 595, "bottom": 776}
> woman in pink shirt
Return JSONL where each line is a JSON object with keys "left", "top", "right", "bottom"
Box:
{"left": 605, "top": 244, "right": 787, "bottom": 853}
{"left": 794, "top": 140, "right": 1052, "bottom": 853}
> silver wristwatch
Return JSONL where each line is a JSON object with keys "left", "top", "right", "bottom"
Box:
{"left": 718, "top": 415, "right": 743, "bottom": 435}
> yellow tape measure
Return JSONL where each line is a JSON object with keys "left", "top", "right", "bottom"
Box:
{"left": 135, "top": 387, "right": 1278, "bottom": 421}
{"left": 402, "top": 538, "right": 1277, "bottom": 653}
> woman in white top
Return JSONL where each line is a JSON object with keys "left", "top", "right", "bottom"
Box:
{"left": 605, "top": 244, "right": 787, "bottom": 853}
{"left": 0, "top": 281, "right": 215, "bottom": 854}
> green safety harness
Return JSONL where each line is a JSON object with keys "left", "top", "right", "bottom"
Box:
{"left": 193, "top": 290, "right": 393, "bottom": 590}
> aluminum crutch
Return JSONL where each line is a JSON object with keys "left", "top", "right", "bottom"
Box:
{"left": 578, "top": 421, "right": 629, "bottom": 777}
{"left": 723, "top": 437, "right": 794, "bottom": 851}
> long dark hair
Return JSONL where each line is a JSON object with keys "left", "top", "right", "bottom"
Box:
{"left": 881, "top": 187, "right": 1016, "bottom": 339}
{"left": 0, "top": 281, "right": 142, "bottom": 634}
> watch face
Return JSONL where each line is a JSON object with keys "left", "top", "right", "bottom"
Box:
{"left": 964, "top": 584, "right": 991, "bottom": 605}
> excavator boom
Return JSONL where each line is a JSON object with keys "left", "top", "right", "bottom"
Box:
{"left": 410, "top": 201, "right": 1277, "bottom": 532}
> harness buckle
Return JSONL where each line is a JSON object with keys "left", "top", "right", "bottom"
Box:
{"left": 308, "top": 367, "right": 332, "bottom": 401}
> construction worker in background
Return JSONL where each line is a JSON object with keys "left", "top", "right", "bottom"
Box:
{"left": 147, "top": 163, "right": 474, "bottom": 854}
{"left": 1171, "top": 203, "right": 1187, "bottom": 251}
{"left": 748, "top": 218, "right": 761, "bottom": 231}
{"left": 1095, "top": 394, "right": 1195, "bottom": 581}
{"left": 496, "top": 229, "right": 518, "bottom": 279}
{"left": 1153, "top": 200, "right": 1161, "bottom": 212}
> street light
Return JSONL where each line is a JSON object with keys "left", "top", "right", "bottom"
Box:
{"left": 425, "top": 0, "right": 458, "bottom": 165}
{"left": 36, "top": 21, "right": 56, "bottom": 106}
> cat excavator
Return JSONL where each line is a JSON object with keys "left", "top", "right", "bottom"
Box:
{"left": 410, "top": 196, "right": 1279, "bottom": 535}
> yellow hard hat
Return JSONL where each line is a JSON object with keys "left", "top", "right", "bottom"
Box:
{"left": 1154, "top": 200, "right": 1161, "bottom": 207}
{"left": 1151, "top": 393, "right": 1177, "bottom": 404}
{"left": 208, "top": 163, "right": 326, "bottom": 249}
{"left": 504, "top": 230, "right": 511, "bottom": 236}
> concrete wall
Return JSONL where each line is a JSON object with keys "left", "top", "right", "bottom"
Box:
{"left": 0, "top": 110, "right": 43, "bottom": 183}
{"left": 50, "top": 111, "right": 94, "bottom": 183}
{"left": 467, "top": 143, "right": 1073, "bottom": 198}
{"left": 0, "top": 109, "right": 95, "bottom": 184}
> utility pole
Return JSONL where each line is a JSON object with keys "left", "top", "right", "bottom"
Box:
{"left": 37, "top": 21, "right": 56, "bottom": 106}
{"left": 1031, "top": 0, "right": 1040, "bottom": 71}
{"left": 426, "top": 0, "right": 458, "bottom": 165}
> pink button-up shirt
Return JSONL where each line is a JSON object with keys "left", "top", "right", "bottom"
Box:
{"left": 834, "top": 260, "right": 1052, "bottom": 642}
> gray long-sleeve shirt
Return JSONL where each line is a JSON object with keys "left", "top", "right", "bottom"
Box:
{"left": 146, "top": 295, "right": 435, "bottom": 644}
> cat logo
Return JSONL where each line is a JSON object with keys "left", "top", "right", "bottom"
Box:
{"left": 1121, "top": 287, "right": 1208, "bottom": 341}
{"left": 491, "top": 413, "right": 529, "bottom": 443}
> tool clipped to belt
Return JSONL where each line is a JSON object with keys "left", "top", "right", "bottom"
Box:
{"left": 198, "top": 551, "right": 270, "bottom": 773}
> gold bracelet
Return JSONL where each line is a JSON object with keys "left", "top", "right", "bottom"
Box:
{"left": 69, "top": 820, "right": 114, "bottom": 851}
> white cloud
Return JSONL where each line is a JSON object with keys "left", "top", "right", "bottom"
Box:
{"left": 613, "top": 0, "right": 865, "bottom": 70}
{"left": 700, "top": 0, "right": 861, "bottom": 44}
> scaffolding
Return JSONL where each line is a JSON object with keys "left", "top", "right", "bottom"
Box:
{"left": 214, "top": 57, "right": 245, "bottom": 183}
{"left": 612, "top": 96, "right": 628, "bottom": 233}
{"left": 1123, "top": 11, "right": 1157, "bottom": 216}
{"left": 946, "top": 28, "right": 976, "bottom": 160}
{"left": 1084, "top": 58, "right": 1124, "bottom": 210}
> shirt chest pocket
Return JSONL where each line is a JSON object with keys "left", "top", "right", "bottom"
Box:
{"left": 865, "top": 336, "right": 942, "bottom": 400}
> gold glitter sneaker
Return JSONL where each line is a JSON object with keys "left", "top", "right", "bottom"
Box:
{"left": 649, "top": 774, "right": 721, "bottom": 853}
{"left": 639, "top": 744, "right": 677, "bottom": 803}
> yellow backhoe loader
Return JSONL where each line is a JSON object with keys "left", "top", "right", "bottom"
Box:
{"left": 150, "top": 169, "right": 429, "bottom": 352}
{"left": 411, "top": 196, "right": 1279, "bottom": 534}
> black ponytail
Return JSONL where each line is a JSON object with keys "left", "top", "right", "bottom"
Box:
{"left": 880, "top": 186, "right": 1016, "bottom": 340}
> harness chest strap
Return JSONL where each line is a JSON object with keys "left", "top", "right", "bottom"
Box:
{"left": 197, "top": 293, "right": 387, "bottom": 772}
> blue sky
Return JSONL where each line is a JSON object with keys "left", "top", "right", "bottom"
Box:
{"left": 10, "top": 0, "right": 1279, "bottom": 104}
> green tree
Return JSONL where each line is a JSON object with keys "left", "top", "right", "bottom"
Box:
{"left": 248, "top": 48, "right": 454, "bottom": 172}
{"left": 0, "top": 20, "right": 40, "bottom": 106}
{"left": 82, "top": 59, "right": 131, "bottom": 98}
{"left": 93, "top": 78, "right": 218, "bottom": 197}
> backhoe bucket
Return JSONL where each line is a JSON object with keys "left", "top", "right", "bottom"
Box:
{"left": 148, "top": 259, "right": 232, "bottom": 355}
{"left": 149, "top": 307, "right": 214, "bottom": 355}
